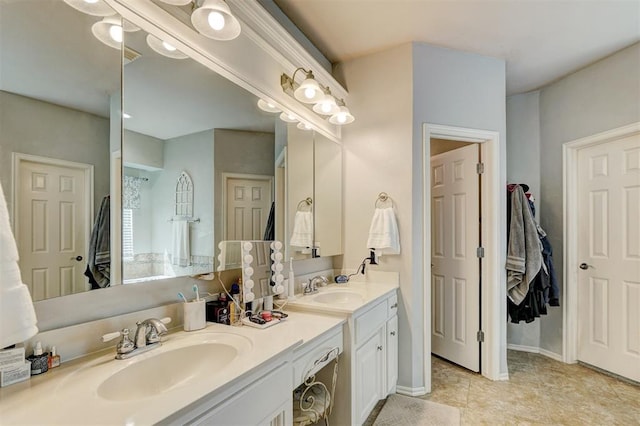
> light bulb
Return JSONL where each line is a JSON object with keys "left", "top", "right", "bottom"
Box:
{"left": 337, "top": 113, "right": 347, "bottom": 124}
{"left": 208, "top": 11, "right": 225, "bottom": 31}
{"left": 304, "top": 87, "right": 316, "bottom": 99}
{"left": 162, "top": 41, "right": 176, "bottom": 51}
{"left": 84, "top": 0, "right": 99, "bottom": 3}
{"left": 321, "top": 102, "right": 332, "bottom": 113}
{"left": 109, "top": 25, "right": 123, "bottom": 43}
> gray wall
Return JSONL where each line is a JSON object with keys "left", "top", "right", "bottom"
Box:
{"left": 412, "top": 42, "right": 508, "bottom": 378}
{"left": 505, "top": 90, "right": 542, "bottom": 348}
{"left": 0, "top": 91, "right": 110, "bottom": 216}
{"left": 537, "top": 42, "right": 640, "bottom": 355}
{"left": 151, "top": 130, "right": 215, "bottom": 257}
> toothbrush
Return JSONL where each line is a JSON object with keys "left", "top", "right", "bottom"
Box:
{"left": 193, "top": 284, "right": 200, "bottom": 302}
{"left": 178, "top": 292, "right": 188, "bottom": 303}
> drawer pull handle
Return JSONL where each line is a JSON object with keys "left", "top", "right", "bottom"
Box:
{"left": 377, "top": 345, "right": 383, "bottom": 351}
{"left": 391, "top": 303, "right": 398, "bottom": 309}
{"left": 390, "top": 331, "right": 396, "bottom": 336}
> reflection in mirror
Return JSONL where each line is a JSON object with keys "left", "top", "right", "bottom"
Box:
{"left": 286, "top": 125, "right": 314, "bottom": 260}
{"left": 216, "top": 240, "right": 284, "bottom": 303}
{"left": 121, "top": 22, "right": 276, "bottom": 283}
{"left": 0, "top": 0, "right": 120, "bottom": 300}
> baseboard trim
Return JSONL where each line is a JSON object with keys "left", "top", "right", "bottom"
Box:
{"left": 507, "top": 344, "right": 563, "bottom": 362}
{"left": 396, "top": 385, "right": 427, "bottom": 397}
{"left": 498, "top": 372, "right": 510, "bottom": 381}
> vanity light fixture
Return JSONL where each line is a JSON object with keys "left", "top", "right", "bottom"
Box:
{"left": 92, "top": 17, "right": 140, "bottom": 50}
{"left": 191, "top": 0, "right": 241, "bottom": 41}
{"left": 63, "top": 0, "right": 115, "bottom": 17}
{"left": 156, "top": 0, "right": 192, "bottom": 5}
{"left": 281, "top": 67, "right": 355, "bottom": 125}
{"left": 257, "top": 99, "right": 281, "bottom": 113}
{"left": 146, "top": 34, "right": 188, "bottom": 59}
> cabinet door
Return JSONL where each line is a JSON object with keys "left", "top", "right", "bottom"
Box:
{"left": 355, "top": 329, "right": 384, "bottom": 425}
{"left": 386, "top": 315, "right": 398, "bottom": 395}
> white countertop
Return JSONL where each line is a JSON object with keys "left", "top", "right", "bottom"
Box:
{"left": 285, "top": 280, "right": 399, "bottom": 316}
{"left": 0, "top": 311, "right": 345, "bottom": 425}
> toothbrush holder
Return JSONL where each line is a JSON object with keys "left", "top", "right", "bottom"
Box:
{"left": 183, "top": 299, "right": 206, "bottom": 331}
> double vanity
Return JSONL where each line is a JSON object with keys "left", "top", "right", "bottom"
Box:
{"left": 0, "top": 278, "right": 398, "bottom": 425}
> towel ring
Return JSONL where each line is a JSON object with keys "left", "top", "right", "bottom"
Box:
{"left": 297, "top": 197, "right": 313, "bottom": 211}
{"left": 375, "top": 192, "right": 393, "bottom": 208}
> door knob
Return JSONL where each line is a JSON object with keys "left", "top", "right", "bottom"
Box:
{"left": 73, "top": 255, "right": 83, "bottom": 262}
{"left": 579, "top": 263, "right": 589, "bottom": 270}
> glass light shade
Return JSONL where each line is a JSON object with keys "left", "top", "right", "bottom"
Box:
{"left": 329, "top": 106, "right": 355, "bottom": 125}
{"left": 297, "top": 122, "right": 312, "bottom": 131}
{"left": 191, "top": 0, "right": 241, "bottom": 41}
{"left": 293, "top": 77, "right": 323, "bottom": 104}
{"left": 63, "top": 0, "right": 115, "bottom": 17}
{"left": 312, "top": 93, "right": 339, "bottom": 115}
{"left": 257, "top": 99, "right": 280, "bottom": 113}
{"left": 146, "top": 34, "right": 188, "bottom": 59}
{"left": 91, "top": 16, "right": 124, "bottom": 49}
{"left": 279, "top": 112, "right": 298, "bottom": 123}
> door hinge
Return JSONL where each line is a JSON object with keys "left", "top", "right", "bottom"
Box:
{"left": 476, "top": 162, "right": 484, "bottom": 174}
{"left": 476, "top": 247, "right": 484, "bottom": 258}
{"left": 477, "top": 330, "right": 484, "bottom": 343}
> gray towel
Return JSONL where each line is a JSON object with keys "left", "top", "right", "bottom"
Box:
{"left": 85, "top": 196, "right": 110, "bottom": 288}
{"left": 506, "top": 186, "right": 542, "bottom": 305}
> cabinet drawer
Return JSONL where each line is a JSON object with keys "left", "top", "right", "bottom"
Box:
{"left": 293, "top": 327, "right": 343, "bottom": 386}
{"left": 354, "top": 300, "right": 387, "bottom": 346}
{"left": 388, "top": 293, "right": 398, "bottom": 317}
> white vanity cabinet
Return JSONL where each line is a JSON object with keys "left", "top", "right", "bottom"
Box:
{"left": 162, "top": 357, "right": 293, "bottom": 426}
{"left": 351, "top": 291, "right": 398, "bottom": 425}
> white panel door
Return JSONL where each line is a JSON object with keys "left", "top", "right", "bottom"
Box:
{"left": 577, "top": 134, "right": 640, "bottom": 382}
{"left": 431, "top": 144, "right": 480, "bottom": 372}
{"left": 225, "top": 177, "right": 272, "bottom": 240}
{"left": 17, "top": 159, "right": 89, "bottom": 301}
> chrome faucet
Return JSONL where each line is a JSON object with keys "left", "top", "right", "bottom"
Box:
{"left": 102, "top": 317, "right": 171, "bottom": 360}
{"left": 304, "top": 275, "right": 328, "bottom": 295}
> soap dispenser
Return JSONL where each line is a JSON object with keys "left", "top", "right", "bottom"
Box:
{"left": 27, "top": 342, "right": 49, "bottom": 375}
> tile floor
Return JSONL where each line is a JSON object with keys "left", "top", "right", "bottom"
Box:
{"left": 418, "top": 350, "right": 640, "bottom": 425}
{"left": 365, "top": 351, "right": 640, "bottom": 426}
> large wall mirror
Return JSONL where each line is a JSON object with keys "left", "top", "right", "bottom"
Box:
{"left": 0, "top": 0, "right": 343, "bottom": 312}
{"left": 0, "top": 0, "right": 120, "bottom": 301}
{"left": 121, "top": 21, "right": 276, "bottom": 284}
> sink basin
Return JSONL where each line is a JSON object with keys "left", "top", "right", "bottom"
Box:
{"left": 97, "top": 333, "right": 251, "bottom": 401}
{"left": 314, "top": 291, "right": 365, "bottom": 305}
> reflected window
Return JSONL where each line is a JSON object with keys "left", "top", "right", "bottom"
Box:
{"left": 175, "top": 171, "right": 193, "bottom": 217}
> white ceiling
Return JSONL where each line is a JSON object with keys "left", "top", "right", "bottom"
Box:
{"left": 273, "top": 0, "right": 640, "bottom": 95}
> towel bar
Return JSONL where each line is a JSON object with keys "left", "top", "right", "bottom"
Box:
{"left": 168, "top": 217, "right": 200, "bottom": 223}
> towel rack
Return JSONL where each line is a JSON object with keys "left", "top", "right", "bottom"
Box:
{"left": 168, "top": 217, "right": 200, "bottom": 223}
{"left": 297, "top": 197, "right": 313, "bottom": 211}
{"left": 375, "top": 192, "right": 393, "bottom": 208}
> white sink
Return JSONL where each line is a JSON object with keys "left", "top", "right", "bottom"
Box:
{"left": 96, "top": 332, "right": 251, "bottom": 401}
{"left": 314, "top": 291, "right": 365, "bottom": 305}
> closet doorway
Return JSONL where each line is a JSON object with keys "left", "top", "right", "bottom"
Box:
{"left": 564, "top": 123, "right": 640, "bottom": 383}
{"left": 422, "top": 124, "right": 504, "bottom": 392}
{"left": 430, "top": 140, "right": 481, "bottom": 372}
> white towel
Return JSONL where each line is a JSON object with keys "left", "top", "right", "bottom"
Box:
{"left": 0, "top": 182, "right": 38, "bottom": 348}
{"left": 367, "top": 206, "right": 400, "bottom": 255}
{"left": 171, "top": 220, "right": 191, "bottom": 267}
{"left": 289, "top": 211, "right": 313, "bottom": 248}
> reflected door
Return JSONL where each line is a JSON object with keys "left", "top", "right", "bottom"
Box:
{"left": 431, "top": 143, "right": 480, "bottom": 372}
{"left": 224, "top": 175, "right": 273, "bottom": 240}
{"left": 577, "top": 134, "right": 640, "bottom": 382}
{"left": 15, "top": 156, "right": 91, "bottom": 300}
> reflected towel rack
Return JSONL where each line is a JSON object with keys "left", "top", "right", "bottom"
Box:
{"left": 168, "top": 217, "right": 200, "bottom": 223}
{"left": 297, "top": 197, "right": 313, "bottom": 211}
{"left": 375, "top": 192, "right": 393, "bottom": 208}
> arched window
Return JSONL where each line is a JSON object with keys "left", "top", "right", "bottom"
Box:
{"left": 175, "top": 171, "right": 193, "bottom": 218}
